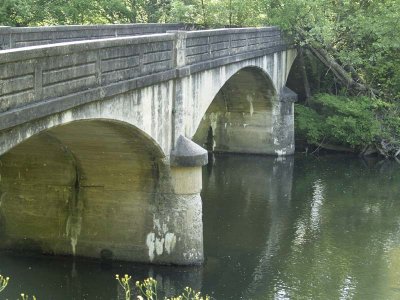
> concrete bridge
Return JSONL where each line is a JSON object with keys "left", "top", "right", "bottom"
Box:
{"left": 0, "top": 24, "right": 297, "bottom": 265}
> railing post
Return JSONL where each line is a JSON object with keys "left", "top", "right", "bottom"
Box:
{"left": 168, "top": 30, "right": 188, "bottom": 149}
{"left": 0, "top": 26, "right": 11, "bottom": 50}
{"left": 34, "top": 61, "right": 43, "bottom": 100}
{"left": 169, "top": 30, "right": 187, "bottom": 67}
{"left": 228, "top": 33, "right": 233, "bottom": 56}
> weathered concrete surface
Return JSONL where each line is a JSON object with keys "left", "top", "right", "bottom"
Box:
{"left": 0, "top": 121, "right": 160, "bottom": 261}
{"left": 171, "top": 135, "right": 208, "bottom": 167}
{"left": 193, "top": 67, "right": 276, "bottom": 154}
{"left": 0, "top": 24, "right": 184, "bottom": 50}
{"left": 179, "top": 50, "right": 297, "bottom": 155}
{"left": 0, "top": 120, "right": 205, "bottom": 264}
{"left": 0, "top": 25, "right": 297, "bottom": 265}
{"left": 0, "top": 80, "right": 175, "bottom": 157}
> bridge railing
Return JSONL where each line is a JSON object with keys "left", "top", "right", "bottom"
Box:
{"left": 182, "top": 27, "right": 284, "bottom": 65}
{"left": 0, "top": 24, "right": 184, "bottom": 50}
{"left": 0, "top": 26, "right": 289, "bottom": 130}
{"left": 0, "top": 33, "right": 176, "bottom": 117}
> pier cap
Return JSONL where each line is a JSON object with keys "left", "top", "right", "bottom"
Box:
{"left": 170, "top": 135, "right": 208, "bottom": 167}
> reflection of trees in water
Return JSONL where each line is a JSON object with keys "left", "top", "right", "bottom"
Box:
{"left": 241, "top": 157, "right": 294, "bottom": 300}
{"left": 203, "top": 155, "right": 400, "bottom": 299}
{"left": 270, "top": 156, "right": 400, "bottom": 299}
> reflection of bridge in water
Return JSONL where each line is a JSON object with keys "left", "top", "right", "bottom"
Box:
{"left": 0, "top": 24, "right": 297, "bottom": 265}
{"left": 201, "top": 154, "right": 294, "bottom": 298}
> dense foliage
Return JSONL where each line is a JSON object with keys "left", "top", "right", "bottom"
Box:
{"left": 0, "top": 0, "right": 173, "bottom": 25}
{"left": 1, "top": 0, "right": 399, "bottom": 156}
{"left": 266, "top": 0, "right": 400, "bottom": 156}
{"left": 267, "top": 0, "right": 400, "bottom": 99}
{"left": 295, "top": 94, "right": 400, "bottom": 155}
{"left": 0, "top": 0, "right": 266, "bottom": 26}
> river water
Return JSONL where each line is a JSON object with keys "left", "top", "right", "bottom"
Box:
{"left": 1, "top": 154, "right": 400, "bottom": 299}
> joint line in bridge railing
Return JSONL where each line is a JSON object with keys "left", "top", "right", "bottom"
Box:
{"left": 0, "top": 26, "right": 11, "bottom": 50}
{"left": 34, "top": 62, "right": 43, "bottom": 100}
{"left": 168, "top": 30, "right": 187, "bottom": 68}
{"left": 95, "top": 50, "right": 102, "bottom": 87}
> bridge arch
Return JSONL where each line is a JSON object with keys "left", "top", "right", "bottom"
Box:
{"left": 0, "top": 119, "right": 168, "bottom": 262}
{"left": 0, "top": 116, "right": 166, "bottom": 157}
{"left": 192, "top": 66, "right": 278, "bottom": 154}
{"left": 176, "top": 50, "right": 297, "bottom": 155}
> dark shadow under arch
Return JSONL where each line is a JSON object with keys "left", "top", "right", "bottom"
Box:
{"left": 0, "top": 119, "right": 165, "bottom": 261}
{"left": 193, "top": 67, "right": 278, "bottom": 154}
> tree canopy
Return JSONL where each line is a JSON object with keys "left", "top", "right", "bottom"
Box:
{"left": 265, "top": 0, "right": 400, "bottom": 156}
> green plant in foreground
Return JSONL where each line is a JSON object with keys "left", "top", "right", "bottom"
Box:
{"left": 1, "top": 274, "right": 37, "bottom": 299}
{"left": 116, "top": 274, "right": 210, "bottom": 300}
{"left": 0, "top": 274, "right": 10, "bottom": 293}
{"left": 168, "top": 286, "right": 210, "bottom": 300}
{"left": 136, "top": 277, "right": 158, "bottom": 300}
{"left": 1, "top": 272, "right": 208, "bottom": 300}
{"left": 116, "top": 274, "right": 132, "bottom": 300}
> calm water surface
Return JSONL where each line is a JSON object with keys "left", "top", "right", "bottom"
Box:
{"left": 1, "top": 154, "right": 400, "bottom": 299}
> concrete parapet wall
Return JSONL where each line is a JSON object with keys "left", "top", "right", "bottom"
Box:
{"left": 0, "top": 33, "right": 176, "bottom": 118}
{"left": 184, "top": 27, "right": 284, "bottom": 65}
{"left": 0, "top": 23, "right": 184, "bottom": 50}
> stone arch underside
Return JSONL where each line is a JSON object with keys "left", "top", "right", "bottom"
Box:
{"left": 0, "top": 119, "right": 168, "bottom": 262}
{"left": 193, "top": 67, "right": 278, "bottom": 154}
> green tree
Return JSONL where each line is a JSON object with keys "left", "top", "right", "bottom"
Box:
{"left": 263, "top": 0, "right": 400, "bottom": 156}
{"left": 168, "top": 0, "right": 265, "bottom": 27}
{"left": 0, "top": 0, "right": 36, "bottom": 26}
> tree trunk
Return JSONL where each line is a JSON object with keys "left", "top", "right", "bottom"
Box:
{"left": 130, "top": 0, "right": 137, "bottom": 23}
{"left": 298, "top": 47, "right": 311, "bottom": 104}
{"left": 308, "top": 45, "right": 365, "bottom": 91}
{"left": 229, "top": 0, "right": 232, "bottom": 27}
{"left": 296, "top": 28, "right": 378, "bottom": 96}
{"left": 319, "top": 143, "right": 356, "bottom": 153}
{"left": 201, "top": 0, "right": 207, "bottom": 27}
